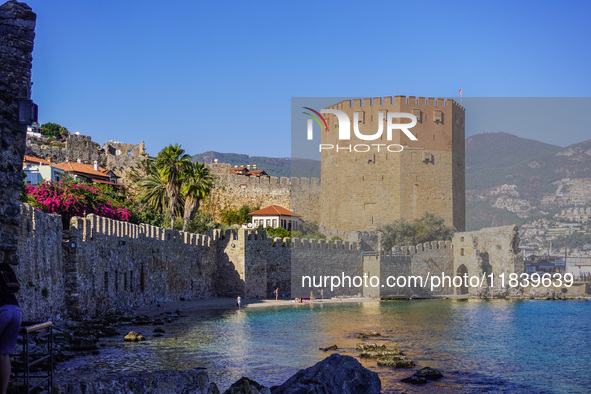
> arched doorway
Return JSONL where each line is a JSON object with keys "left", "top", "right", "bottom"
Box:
{"left": 456, "top": 264, "right": 469, "bottom": 295}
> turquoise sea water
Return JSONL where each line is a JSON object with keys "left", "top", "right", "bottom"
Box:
{"left": 60, "top": 299, "right": 591, "bottom": 393}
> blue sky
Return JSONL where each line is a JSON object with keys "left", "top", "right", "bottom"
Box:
{"left": 24, "top": 0, "right": 591, "bottom": 157}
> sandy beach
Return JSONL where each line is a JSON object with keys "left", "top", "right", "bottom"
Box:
{"left": 133, "top": 296, "right": 380, "bottom": 318}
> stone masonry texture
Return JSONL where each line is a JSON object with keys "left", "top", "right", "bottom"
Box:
{"left": 27, "top": 134, "right": 146, "bottom": 185}
{"left": 202, "top": 163, "right": 320, "bottom": 223}
{"left": 320, "top": 96, "right": 465, "bottom": 234}
{"left": 0, "top": 1, "right": 36, "bottom": 267}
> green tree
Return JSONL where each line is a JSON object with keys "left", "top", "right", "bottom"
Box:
{"left": 291, "top": 221, "right": 326, "bottom": 239}
{"left": 155, "top": 144, "right": 191, "bottom": 229}
{"left": 181, "top": 162, "right": 214, "bottom": 232}
{"left": 184, "top": 211, "right": 221, "bottom": 234}
{"left": 136, "top": 159, "right": 168, "bottom": 214}
{"left": 221, "top": 204, "right": 259, "bottom": 225}
{"left": 40, "top": 122, "right": 69, "bottom": 139}
{"left": 379, "top": 212, "right": 455, "bottom": 251}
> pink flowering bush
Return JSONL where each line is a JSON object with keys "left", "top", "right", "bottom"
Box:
{"left": 25, "top": 180, "right": 131, "bottom": 227}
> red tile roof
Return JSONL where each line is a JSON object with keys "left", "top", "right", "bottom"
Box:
{"left": 53, "top": 162, "right": 118, "bottom": 179}
{"left": 23, "top": 155, "right": 52, "bottom": 166}
{"left": 248, "top": 170, "right": 268, "bottom": 176}
{"left": 248, "top": 205, "right": 300, "bottom": 217}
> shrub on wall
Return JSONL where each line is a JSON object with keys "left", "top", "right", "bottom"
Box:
{"left": 25, "top": 180, "right": 131, "bottom": 227}
{"left": 221, "top": 204, "right": 259, "bottom": 226}
{"left": 264, "top": 226, "right": 291, "bottom": 239}
{"left": 379, "top": 212, "right": 455, "bottom": 251}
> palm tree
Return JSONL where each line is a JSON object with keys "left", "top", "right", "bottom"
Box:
{"left": 155, "top": 144, "right": 191, "bottom": 228}
{"left": 137, "top": 160, "right": 167, "bottom": 213}
{"left": 181, "top": 162, "right": 214, "bottom": 231}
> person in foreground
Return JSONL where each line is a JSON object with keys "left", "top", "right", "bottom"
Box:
{"left": 0, "top": 259, "right": 22, "bottom": 394}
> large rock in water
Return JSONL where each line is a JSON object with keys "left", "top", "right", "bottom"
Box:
{"left": 272, "top": 354, "right": 381, "bottom": 394}
{"left": 224, "top": 377, "right": 271, "bottom": 394}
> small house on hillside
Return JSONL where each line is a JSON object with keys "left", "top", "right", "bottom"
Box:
{"left": 249, "top": 205, "right": 302, "bottom": 230}
{"left": 229, "top": 166, "right": 269, "bottom": 177}
{"left": 53, "top": 161, "right": 119, "bottom": 186}
{"left": 22, "top": 155, "right": 64, "bottom": 184}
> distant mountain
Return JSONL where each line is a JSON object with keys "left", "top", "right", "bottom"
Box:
{"left": 467, "top": 134, "right": 591, "bottom": 192}
{"left": 466, "top": 133, "right": 591, "bottom": 230}
{"left": 192, "top": 151, "right": 320, "bottom": 179}
{"left": 466, "top": 132, "right": 563, "bottom": 197}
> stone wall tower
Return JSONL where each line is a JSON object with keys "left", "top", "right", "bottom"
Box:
{"left": 319, "top": 96, "right": 465, "bottom": 234}
{"left": 0, "top": 1, "right": 36, "bottom": 267}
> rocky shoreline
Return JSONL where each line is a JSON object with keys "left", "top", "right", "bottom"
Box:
{"left": 51, "top": 353, "right": 384, "bottom": 394}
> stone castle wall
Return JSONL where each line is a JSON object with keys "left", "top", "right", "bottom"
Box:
{"left": 16, "top": 204, "right": 65, "bottom": 321}
{"left": 386, "top": 241, "right": 454, "bottom": 297}
{"left": 28, "top": 134, "right": 146, "bottom": 184}
{"left": 319, "top": 96, "right": 465, "bottom": 234}
{"left": 65, "top": 214, "right": 217, "bottom": 318}
{"left": 103, "top": 140, "right": 146, "bottom": 184}
{"left": 15, "top": 204, "right": 525, "bottom": 320}
{"left": 0, "top": 1, "right": 36, "bottom": 274}
{"left": 291, "top": 238, "right": 363, "bottom": 299}
{"left": 202, "top": 163, "right": 321, "bottom": 222}
{"left": 14, "top": 206, "right": 364, "bottom": 319}
{"left": 453, "top": 225, "right": 523, "bottom": 295}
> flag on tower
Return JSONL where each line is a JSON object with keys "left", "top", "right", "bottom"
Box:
{"left": 459, "top": 88, "right": 463, "bottom": 95}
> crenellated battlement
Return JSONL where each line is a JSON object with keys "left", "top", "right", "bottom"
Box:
{"left": 241, "top": 229, "right": 267, "bottom": 241}
{"left": 69, "top": 214, "right": 211, "bottom": 247}
{"left": 19, "top": 203, "right": 62, "bottom": 238}
{"left": 329, "top": 96, "right": 464, "bottom": 111}
{"left": 391, "top": 240, "right": 453, "bottom": 256}
{"left": 268, "top": 237, "right": 360, "bottom": 250}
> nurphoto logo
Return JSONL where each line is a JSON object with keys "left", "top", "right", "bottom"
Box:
{"left": 303, "top": 107, "right": 419, "bottom": 152}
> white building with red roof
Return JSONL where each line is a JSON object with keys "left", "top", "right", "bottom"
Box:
{"left": 22, "top": 155, "right": 65, "bottom": 184}
{"left": 248, "top": 205, "right": 302, "bottom": 231}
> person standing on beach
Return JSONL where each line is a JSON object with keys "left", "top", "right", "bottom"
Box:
{"left": 275, "top": 287, "right": 279, "bottom": 301}
{"left": 236, "top": 295, "right": 241, "bottom": 309}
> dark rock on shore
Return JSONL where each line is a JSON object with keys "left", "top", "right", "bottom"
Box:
{"left": 401, "top": 367, "right": 443, "bottom": 385}
{"left": 272, "top": 353, "right": 381, "bottom": 394}
{"left": 414, "top": 367, "right": 443, "bottom": 380}
{"left": 133, "top": 315, "right": 153, "bottom": 325}
{"left": 318, "top": 344, "right": 338, "bottom": 351}
{"left": 224, "top": 377, "right": 270, "bottom": 394}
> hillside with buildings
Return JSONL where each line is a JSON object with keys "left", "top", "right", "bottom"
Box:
{"left": 25, "top": 128, "right": 146, "bottom": 186}
{"left": 465, "top": 133, "right": 591, "bottom": 230}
